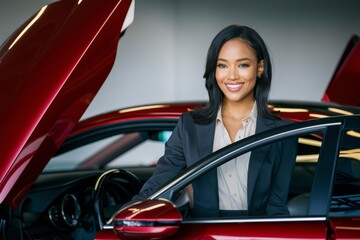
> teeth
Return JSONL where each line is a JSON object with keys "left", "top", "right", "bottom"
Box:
{"left": 226, "top": 84, "right": 242, "bottom": 89}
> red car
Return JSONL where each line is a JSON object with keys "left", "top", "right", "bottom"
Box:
{"left": 1, "top": 0, "right": 360, "bottom": 239}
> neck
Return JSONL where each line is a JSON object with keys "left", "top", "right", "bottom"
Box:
{"left": 222, "top": 99, "right": 255, "bottom": 120}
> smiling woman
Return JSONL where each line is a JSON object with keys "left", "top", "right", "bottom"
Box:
{"left": 130, "top": 25, "right": 298, "bottom": 218}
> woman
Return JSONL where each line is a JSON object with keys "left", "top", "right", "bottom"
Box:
{"left": 131, "top": 25, "right": 297, "bottom": 217}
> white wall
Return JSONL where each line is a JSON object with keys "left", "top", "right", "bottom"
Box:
{"left": 1, "top": 0, "right": 359, "bottom": 119}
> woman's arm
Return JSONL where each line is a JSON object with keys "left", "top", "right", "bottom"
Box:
{"left": 131, "top": 114, "right": 188, "bottom": 202}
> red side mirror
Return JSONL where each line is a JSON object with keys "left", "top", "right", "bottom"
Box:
{"left": 113, "top": 199, "right": 182, "bottom": 239}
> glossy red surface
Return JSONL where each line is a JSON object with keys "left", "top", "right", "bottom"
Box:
{"left": 113, "top": 199, "right": 182, "bottom": 239}
{"left": 71, "top": 102, "right": 203, "bottom": 135}
{"left": 114, "top": 199, "right": 182, "bottom": 222}
{"left": 95, "top": 230, "right": 119, "bottom": 240}
{"left": 97, "top": 219, "right": 328, "bottom": 239}
{"left": 0, "top": 0, "right": 132, "bottom": 207}
{"left": 172, "top": 220, "right": 327, "bottom": 239}
{"left": 323, "top": 36, "right": 360, "bottom": 107}
{"left": 330, "top": 217, "right": 360, "bottom": 239}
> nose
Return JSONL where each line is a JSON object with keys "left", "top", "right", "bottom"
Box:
{"left": 228, "top": 66, "right": 239, "bottom": 80}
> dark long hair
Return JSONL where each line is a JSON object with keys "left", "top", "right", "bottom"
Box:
{"left": 191, "top": 25, "right": 274, "bottom": 124}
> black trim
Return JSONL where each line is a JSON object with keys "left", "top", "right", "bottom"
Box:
{"left": 55, "top": 119, "right": 178, "bottom": 155}
{"left": 308, "top": 125, "right": 342, "bottom": 215}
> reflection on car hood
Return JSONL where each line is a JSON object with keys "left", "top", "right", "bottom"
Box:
{"left": 0, "top": 0, "right": 134, "bottom": 207}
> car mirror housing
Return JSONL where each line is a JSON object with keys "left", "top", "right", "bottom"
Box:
{"left": 112, "top": 199, "right": 182, "bottom": 239}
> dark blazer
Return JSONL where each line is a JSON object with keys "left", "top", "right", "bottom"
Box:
{"left": 132, "top": 112, "right": 297, "bottom": 217}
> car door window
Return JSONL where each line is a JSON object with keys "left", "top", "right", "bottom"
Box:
{"left": 287, "top": 131, "right": 323, "bottom": 216}
{"left": 330, "top": 128, "right": 360, "bottom": 217}
{"left": 172, "top": 130, "right": 325, "bottom": 219}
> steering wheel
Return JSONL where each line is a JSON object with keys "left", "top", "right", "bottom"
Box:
{"left": 92, "top": 169, "right": 142, "bottom": 230}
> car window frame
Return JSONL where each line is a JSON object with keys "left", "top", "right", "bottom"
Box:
{"left": 50, "top": 119, "right": 179, "bottom": 170}
{"left": 329, "top": 115, "right": 360, "bottom": 217}
{"left": 150, "top": 116, "right": 352, "bottom": 219}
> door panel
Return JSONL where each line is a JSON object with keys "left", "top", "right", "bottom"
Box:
{"left": 329, "top": 124, "right": 360, "bottom": 239}
{"left": 174, "top": 220, "right": 327, "bottom": 239}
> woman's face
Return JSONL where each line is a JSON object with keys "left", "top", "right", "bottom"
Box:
{"left": 216, "top": 38, "right": 264, "bottom": 105}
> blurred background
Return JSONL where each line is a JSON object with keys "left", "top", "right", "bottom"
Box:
{"left": 1, "top": 0, "right": 359, "bottom": 119}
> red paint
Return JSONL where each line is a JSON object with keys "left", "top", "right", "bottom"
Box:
{"left": 0, "top": 0, "right": 133, "bottom": 207}
{"left": 322, "top": 36, "right": 360, "bottom": 107}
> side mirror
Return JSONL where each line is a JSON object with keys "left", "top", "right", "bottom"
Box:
{"left": 112, "top": 199, "right": 182, "bottom": 239}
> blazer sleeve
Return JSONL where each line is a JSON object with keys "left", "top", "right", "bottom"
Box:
{"left": 266, "top": 134, "right": 298, "bottom": 215}
{"left": 131, "top": 114, "right": 187, "bottom": 202}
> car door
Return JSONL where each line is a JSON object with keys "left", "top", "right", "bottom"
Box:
{"left": 161, "top": 117, "right": 343, "bottom": 239}
{"left": 327, "top": 116, "right": 360, "bottom": 238}
{"left": 103, "top": 115, "right": 360, "bottom": 240}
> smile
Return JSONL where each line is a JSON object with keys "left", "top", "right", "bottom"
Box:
{"left": 226, "top": 83, "right": 243, "bottom": 92}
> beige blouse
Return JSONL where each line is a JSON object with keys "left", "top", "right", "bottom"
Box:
{"left": 214, "top": 102, "right": 257, "bottom": 210}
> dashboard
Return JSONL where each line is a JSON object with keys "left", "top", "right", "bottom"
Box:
{"left": 16, "top": 170, "right": 142, "bottom": 239}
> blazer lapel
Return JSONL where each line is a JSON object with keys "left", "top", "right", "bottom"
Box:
{"left": 196, "top": 121, "right": 216, "bottom": 160}
{"left": 247, "top": 116, "right": 275, "bottom": 205}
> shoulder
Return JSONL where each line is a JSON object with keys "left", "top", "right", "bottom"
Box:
{"left": 273, "top": 117, "right": 293, "bottom": 127}
{"left": 173, "top": 112, "right": 196, "bottom": 133}
{"left": 180, "top": 112, "right": 193, "bottom": 121}
{"left": 178, "top": 112, "right": 215, "bottom": 133}
{"left": 180, "top": 111, "right": 213, "bottom": 125}
{"left": 256, "top": 114, "right": 294, "bottom": 132}
{"left": 176, "top": 112, "right": 193, "bottom": 126}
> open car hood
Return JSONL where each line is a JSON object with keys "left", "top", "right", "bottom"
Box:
{"left": 0, "top": 0, "right": 134, "bottom": 207}
{"left": 322, "top": 35, "right": 360, "bottom": 107}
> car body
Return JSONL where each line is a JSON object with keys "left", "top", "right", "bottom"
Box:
{"left": 100, "top": 114, "right": 360, "bottom": 240}
{"left": 0, "top": 0, "right": 360, "bottom": 239}
{"left": 75, "top": 101, "right": 359, "bottom": 240}
{"left": 49, "top": 99, "right": 360, "bottom": 172}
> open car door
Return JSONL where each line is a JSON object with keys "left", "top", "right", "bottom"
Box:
{"left": 322, "top": 35, "right": 360, "bottom": 107}
{"left": 0, "top": 0, "right": 134, "bottom": 208}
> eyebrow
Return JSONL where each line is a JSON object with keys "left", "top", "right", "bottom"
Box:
{"left": 217, "top": 57, "right": 252, "bottom": 62}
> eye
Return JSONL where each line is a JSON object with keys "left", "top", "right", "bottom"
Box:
{"left": 238, "top": 63, "right": 250, "bottom": 68}
{"left": 217, "top": 63, "right": 227, "bottom": 69}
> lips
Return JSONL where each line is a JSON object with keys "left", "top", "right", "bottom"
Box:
{"left": 225, "top": 83, "right": 243, "bottom": 92}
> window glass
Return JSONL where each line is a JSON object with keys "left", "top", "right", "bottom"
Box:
{"left": 330, "top": 129, "right": 360, "bottom": 216}
{"left": 45, "top": 135, "right": 119, "bottom": 171}
{"left": 172, "top": 131, "right": 324, "bottom": 219}
{"left": 44, "top": 131, "right": 172, "bottom": 172}
{"left": 106, "top": 139, "right": 164, "bottom": 168}
{"left": 286, "top": 132, "right": 323, "bottom": 216}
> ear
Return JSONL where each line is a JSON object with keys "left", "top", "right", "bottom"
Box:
{"left": 257, "top": 60, "right": 264, "bottom": 78}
